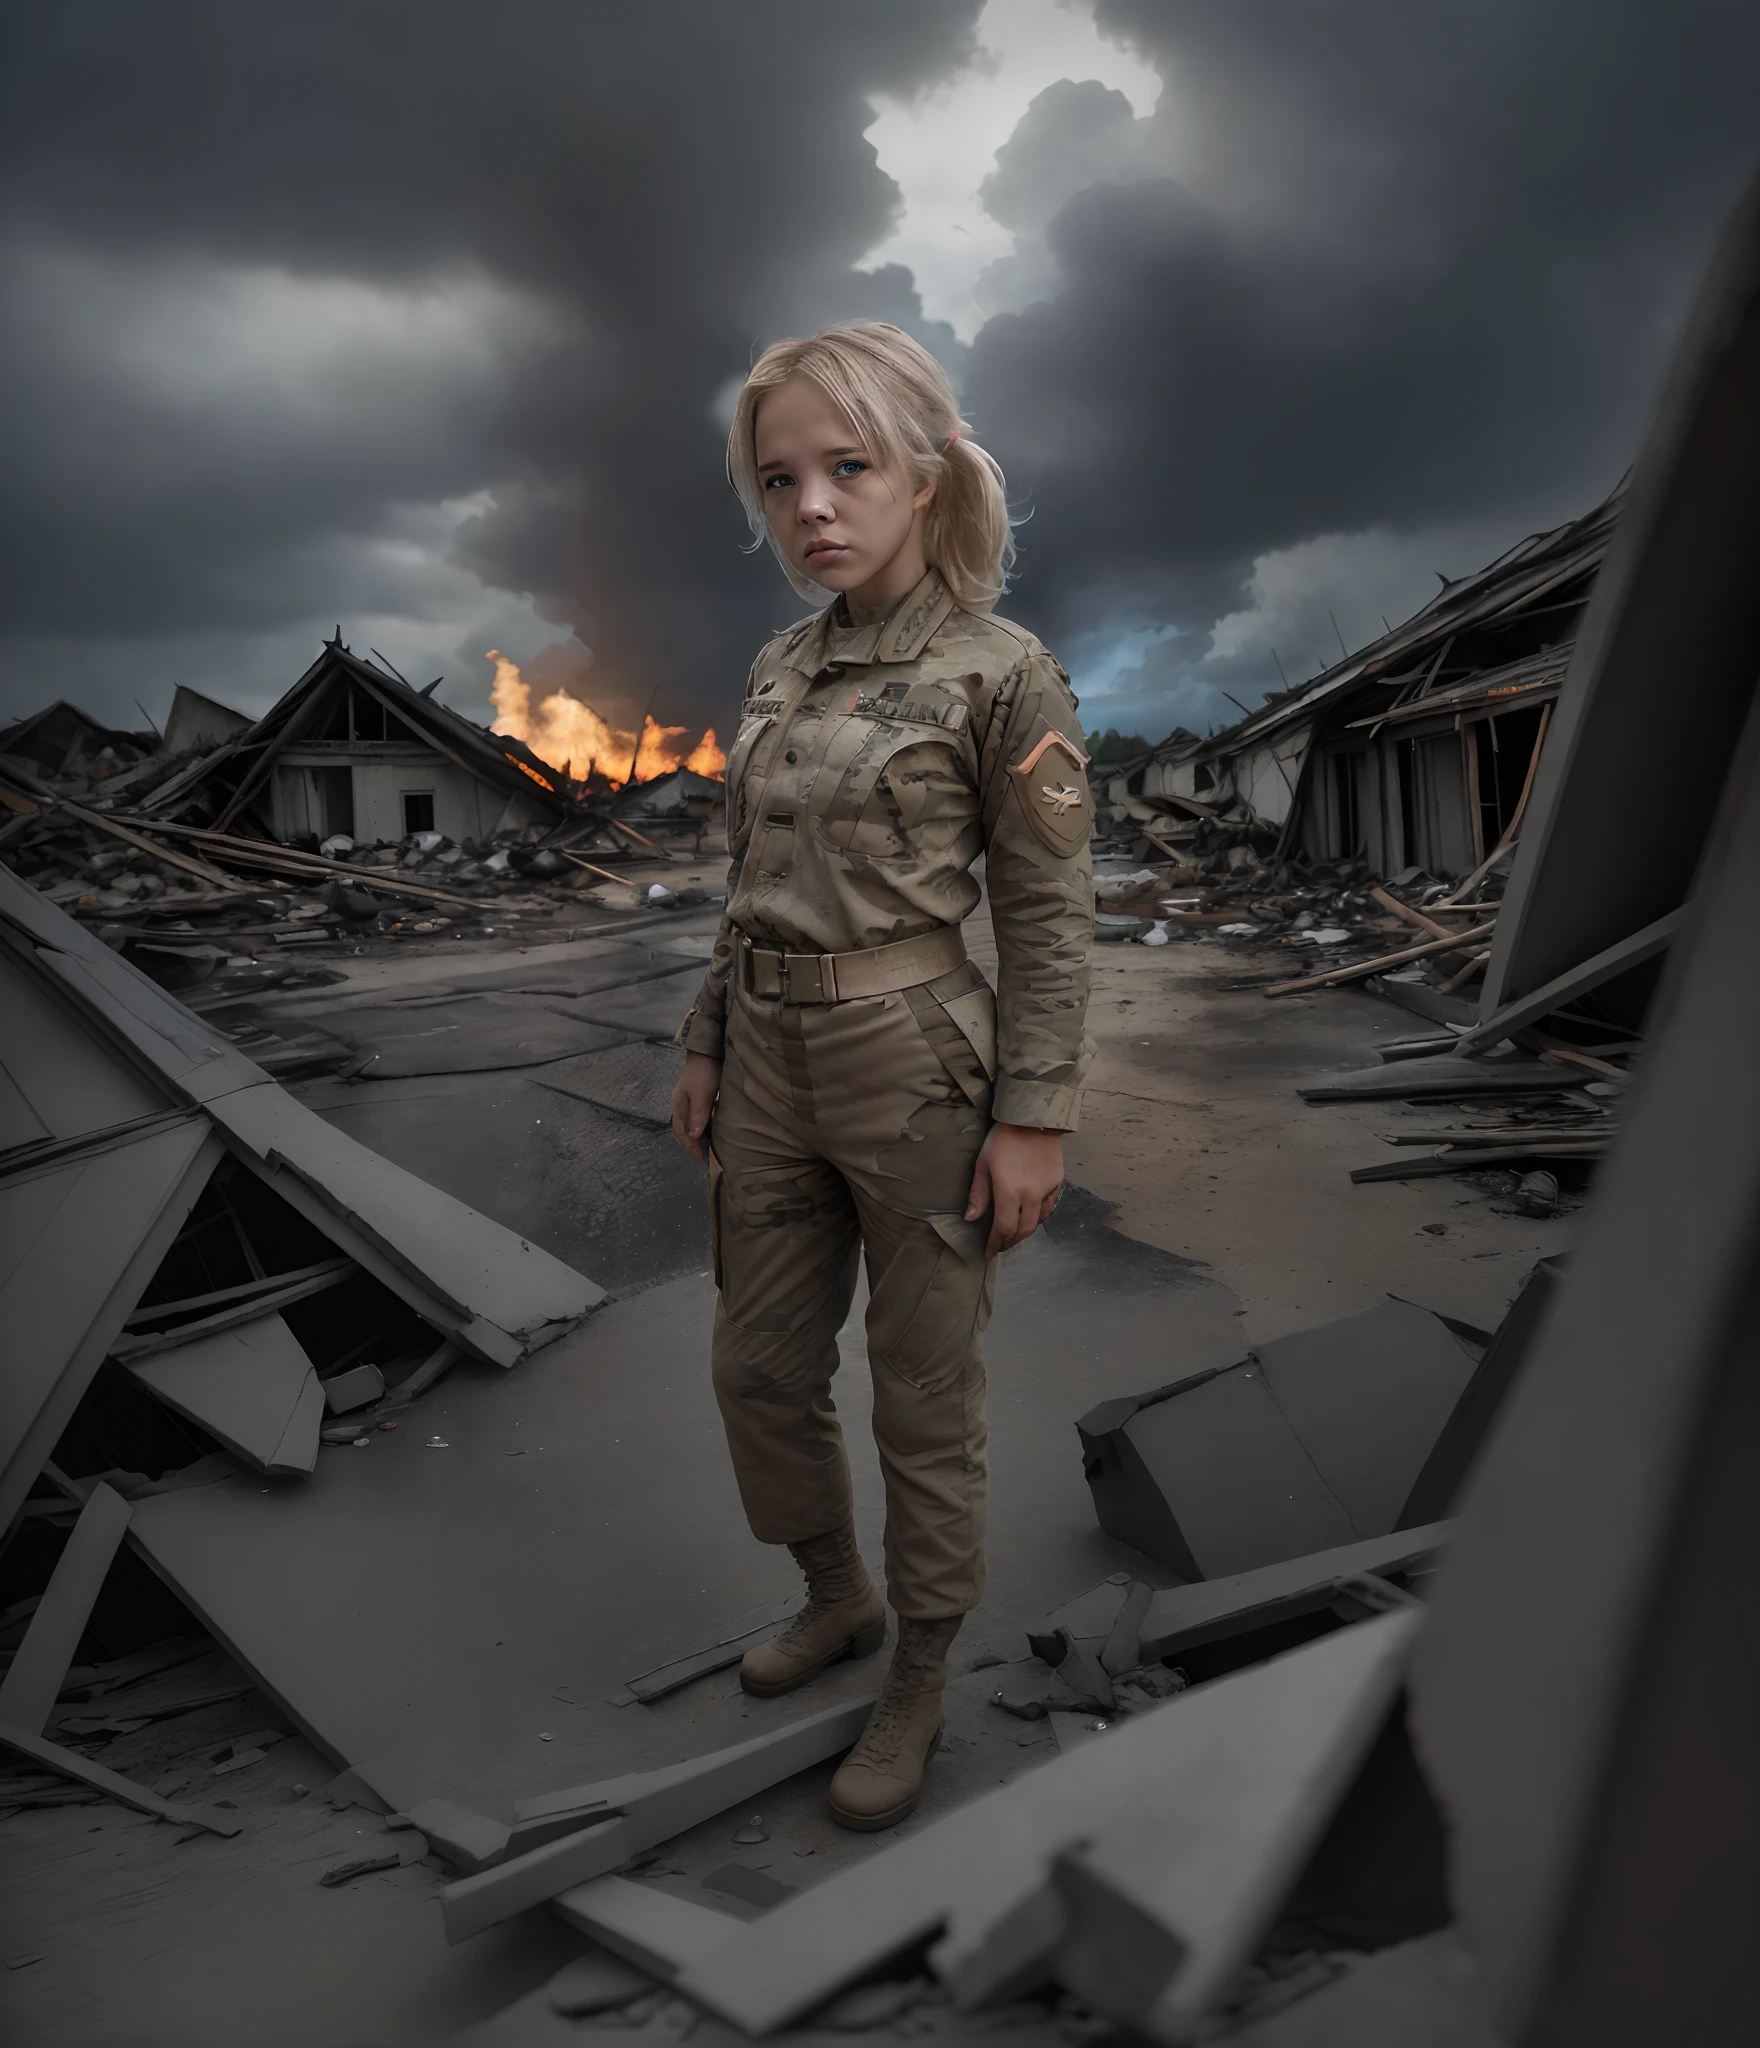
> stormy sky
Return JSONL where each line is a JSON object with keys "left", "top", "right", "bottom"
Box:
{"left": 3, "top": 1, "right": 1757, "bottom": 749}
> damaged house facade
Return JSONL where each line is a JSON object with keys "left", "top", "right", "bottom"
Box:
{"left": 1104, "top": 489, "right": 1623, "bottom": 882}
{"left": 155, "top": 636, "right": 581, "bottom": 845}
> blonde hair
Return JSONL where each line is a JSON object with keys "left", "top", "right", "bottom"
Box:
{"left": 727, "top": 320, "right": 1015, "bottom": 613}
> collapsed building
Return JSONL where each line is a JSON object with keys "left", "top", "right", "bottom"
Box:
{"left": 0, "top": 163, "right": 1755, "bottom": 2048}
{"left": 1101, "top": 489, "right": 1622, "bottom": 885}
{"left": 0, "top": 638, "right": 726, "bottom": 1006}
{"left": 131, "top": 636, "right": 586, "bottom": 843}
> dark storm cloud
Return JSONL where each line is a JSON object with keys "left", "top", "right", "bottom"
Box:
{"left": 4, "top": 1, "right": 1759, "bottom": 742}
{"left": 0, "top": 1, "right": 978, "bottom": 725}
{"left": 967, "top": 0, "right": 1760, "bottom": 726}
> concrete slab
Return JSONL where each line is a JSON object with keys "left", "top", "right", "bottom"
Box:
{"left": 675, "top": 1614, "right": 1417, "bottom": 2036}
{"left": 318, "top": 994, "right": 630, "bottom": 1078}
{"left": 542, "top": 967, "right": 706, "bottom": 1041}
{"left": 532, "top": 1041, "right": 684, "bottom": 1128}
{"left": 1224, "top": 1930, "right": 1505, "bottom": 2046}
{"left": 127, "top": 1312, "right": 321, "bottom": 1475}
{"left": 121, "top": 1185, "right": 1243, "bottom": 1826}
{"left": 293, "top": 1070, "right": 711, "bottom": 1298}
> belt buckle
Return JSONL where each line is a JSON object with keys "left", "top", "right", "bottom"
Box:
{"left": 781, "top": 952, "right": 835, "bottom": 1003}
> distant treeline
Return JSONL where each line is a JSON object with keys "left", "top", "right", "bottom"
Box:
{"left": 1084, "top": 728, "right": 1150, "bottom": 765}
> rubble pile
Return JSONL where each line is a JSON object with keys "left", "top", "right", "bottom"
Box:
{"left": 0, "top": 635, "right": 729, "bottom": 1016}
{"left": 0, "top": 761, "right": 720, "bottom": 1025}
{"left": 4, "top": 167, "right": 1759, "bottom": 2048}
{"left": 1090, "top": 838, "right": 1634, "bottom": 1206}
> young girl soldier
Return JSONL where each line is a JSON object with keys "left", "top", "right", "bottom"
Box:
{"left": 671, "top": 321, "right": 1094, "bottom": 1830}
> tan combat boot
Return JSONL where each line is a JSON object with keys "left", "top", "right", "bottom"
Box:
{"left": 740, "top": 1522, "right": 886, "bottom": 1698}
{"left": 827, "top": 1615, "right": 962, "bottom": 1831}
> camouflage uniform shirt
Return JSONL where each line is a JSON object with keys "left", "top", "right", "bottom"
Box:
{"left": 680, "top": 568, "right": 1095, "bottom": 1130}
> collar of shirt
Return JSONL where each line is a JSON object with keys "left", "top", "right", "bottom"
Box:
{"left": 781, "top": 568, "right": 959, "bottom": 677}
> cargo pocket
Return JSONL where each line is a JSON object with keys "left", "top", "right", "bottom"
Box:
{"left": 873, "top": 1224, "right": 995, "bottom": 1404}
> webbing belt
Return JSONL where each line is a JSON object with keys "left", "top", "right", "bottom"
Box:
{"left": 737, "top": 923, "right": 966, "bottom": 1005}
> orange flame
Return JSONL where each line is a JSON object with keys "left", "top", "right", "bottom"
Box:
{"left": 487, "top": 650, "right": 724, "bottom": 786}
{"left": 685, "top": 727, "right": 728, "bottom": 776}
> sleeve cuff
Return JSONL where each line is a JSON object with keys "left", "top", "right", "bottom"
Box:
{"left": 676, "top": 1006, "right": 727, "bottom": 1059}
{"left": 992, "top": 1078, "right": 1083, "bottom": 1132}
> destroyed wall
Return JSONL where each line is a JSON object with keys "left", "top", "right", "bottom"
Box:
{"left": 270, "top": 749, "right": 518, "bottom": 847}
{"left": 160, "top": 687, "right": 251, "bottom": 758}
{"left": 1107, "top": 494, "right": 1620, "bottom": 888}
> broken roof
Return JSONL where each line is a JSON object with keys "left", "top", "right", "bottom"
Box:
{"left": 1140, "top": 485, "right": 1627, "bottom": 774}
{"left": 145, "top": 635, "right": 584, "bottom": 828}
{"left": 0, "top": 700, "right": 158, "bottom": 779}
{"left": 0, "top": 861, "right": 605, "bottom": 1529}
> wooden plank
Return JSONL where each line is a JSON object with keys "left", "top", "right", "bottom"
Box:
{"left": 1450, "top": 907, "right": 1685, "bottom": 1053}
{"left": 1350, "top": 1141, "right": 1608, "bottom": 1183}
{"left": 607, "top": 816, "right": 663, "bottom": 853}
{"left": 623, "top": 1618, "right": 787, "bottom": 1706}
{"left": 1369, "top": 886, "right": 1479, "bottom": 942}
{"left": 1300, "top": 1056, "right": 1581, "bottom": 1104}
{"left": 561, "top": 851, "right": 638, "bottom": 888}
{"left": 1263, "top": 920, "right": 1497, "bottom": 998}
{"left": 1438, "top": 947, "right": 1493, "bottom": 993}
{"left": 0, "top": 1719, "right": 241, "bottom": 1835}
{"left": 440, "top": 1695, "right": 877, "bottom": 1942}
{"left": 133, "top": 824, "right": 487, "bottom": 910}
{"left": 1433, "top": 702, "right": 1553, "bottom": 909}
{"left": 111, "top": 1264, "right": 355, "bottom": 1359}
{"left": 124, "top": 1256, "right": 353, "bottom": 1329}
{"left": 0, "top": 1484, "right": 133, "bottom": 1733}
{"left": 213, "top": 675, "right": 335, "bottom": 832}
{"left": 56, "top": 801, "right": 246, "bottom": 893}
{"left": 1139, "top": 826, "right": 1194, "bottom": 863}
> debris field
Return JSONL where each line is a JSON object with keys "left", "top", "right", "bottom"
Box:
{"left": 2, "top": 167, "right": 1759, "bottom": 2048}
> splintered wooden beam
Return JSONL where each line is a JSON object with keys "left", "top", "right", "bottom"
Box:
{"left": 1450, "top": 907, "right": 1685, "bottom": 1053}
{"left": 58, "top": 801, "right": 249, "bottom": 893}
{"left": 0, "top": 1720, "right": 242, "bottom": 1835}
{"left": 1369, "top": 886, "right": 1481, "bottom": 942}
{"left": 0, "top": 1485, "right": 133, "bottom": 1734}
{"left": 1263, "top": 920, "right": 1498, "bottom": 997}
{"left": 127, "top": 821, "right": 487, "bottom": 910}
{"left": 607, "top": 817, "right": 662, "bottom": 853}
{"left": 562, "top": 851, "right": 639, "bottom": 888}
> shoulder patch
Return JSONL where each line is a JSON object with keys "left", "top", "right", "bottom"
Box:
{"left": 1013, "top": 730, "right": 1090, "bottom": 778}
{"left": 1008, "top": 724, "right": 1092, "bottom": 859}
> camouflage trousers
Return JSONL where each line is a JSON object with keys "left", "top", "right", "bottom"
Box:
{"left": 707, "top": 964, "right": 998, "bottom": 1621}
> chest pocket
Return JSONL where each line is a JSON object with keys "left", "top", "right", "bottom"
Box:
{"left": 725, "top": 707, "right": 783, "bottom": 854}
{"left": 814, "top": 718, "right": 972, "bottom": 859}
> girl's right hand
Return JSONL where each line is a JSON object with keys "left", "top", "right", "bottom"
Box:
{"left": 671, "top": 1051, "right": 723, "bottom": 1160}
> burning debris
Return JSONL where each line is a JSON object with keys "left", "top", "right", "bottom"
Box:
{"left": 0, "top": 636, "right": 728, "bottom": 1045}
{"left": 487, "top": 648, "right": 727, "bottom": 787}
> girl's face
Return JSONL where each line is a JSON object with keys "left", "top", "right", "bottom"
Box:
{"left": 754, "top": 377, "right": 935, "bottom": 607}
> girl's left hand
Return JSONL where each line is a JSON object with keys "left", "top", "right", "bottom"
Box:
{"left": 964, "top": 1123, "right": 1064, "bottom": 1259}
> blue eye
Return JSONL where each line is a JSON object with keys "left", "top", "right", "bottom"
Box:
{"left": 832, "top": 459, "right": 867, "bottom": 478}
{"left": 762, "top": 472, "right": 793, "bottom": 490}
